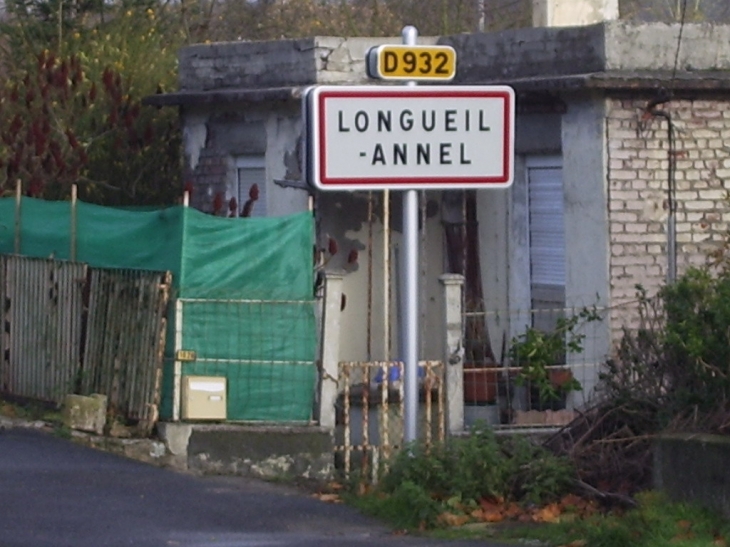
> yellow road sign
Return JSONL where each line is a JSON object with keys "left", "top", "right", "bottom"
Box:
{"left": 366, "top": 45, "right": 456, "bottom": 81}
{"left": 176, "top": 349, "right": 197, "bottom": 362}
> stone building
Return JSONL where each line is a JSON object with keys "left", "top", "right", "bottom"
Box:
{"left": 147, "top": 12, "right": 730, "bottom": 415}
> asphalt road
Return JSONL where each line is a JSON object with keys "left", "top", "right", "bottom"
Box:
{"left": 0, "top": 428, "right": 509, "bottom": 547}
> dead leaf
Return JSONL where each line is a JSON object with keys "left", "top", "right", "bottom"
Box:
{"left": 327, "top": 481, "right": 344, "bottom": 491}
{"left": 677, "top": 520, "right": 692, "bottom": 531}
{"left": 560, "top": 493, "right": 586, "bottom": 511}
{"left": 482, "top": 510, "right": 504, "bottom": 523}
{"left": 533, "top": 503, "right": 562, "bottom": 523}
{"left": 558, "top": 540, "right": 587, "bottom": 547}
{"left": 503, "top": 502, "right": 523, "bottom": 520}
{"left": 714, "top": 537, "right": 727, "bottom": 547}
{"left": 476, "top": 498, "right": 506, "bottom": 522}
{"left": 438, "top": 512, "right": 470, "bottom": 527}
{"left": 313, "top": 493, "right": 342, "bottom": 503}
{"left": 479, "top": 498, "right": 501, "bottom": 511}
{"left": 470, "top": 509, "right": 484, "bottom": 520}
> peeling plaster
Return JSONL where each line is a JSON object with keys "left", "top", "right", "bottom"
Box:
{"left": 319, "top": 39, "right": 348, "bottom": 72}
{"left": 183, "top": 114, "right": 209, "bottom": 171}
{"left": 250, "top": 455, "right": 293, "bottom": 477}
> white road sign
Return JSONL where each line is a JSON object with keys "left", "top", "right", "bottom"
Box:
{"left": 304, "top": 85, "right": 515, "bottom": 191}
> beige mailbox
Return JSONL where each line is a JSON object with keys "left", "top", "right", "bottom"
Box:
{"left": 181, "top": 376, "right": 227, "bottom": 420}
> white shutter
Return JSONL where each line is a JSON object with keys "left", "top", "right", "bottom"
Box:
{"left": 528, "top": 164, "right": 565, "bottom": 287}
{"left": 236, "top": 156, "right": 266, "bottom": 217}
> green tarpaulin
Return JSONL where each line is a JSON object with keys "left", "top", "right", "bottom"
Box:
{"left": 0, "top": 198, "right": 316, "bottom": 422}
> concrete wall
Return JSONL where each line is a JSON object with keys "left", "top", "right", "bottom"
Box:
{"left": 561, "top": 95, "right": 611, "bottom": 399}
{"left": 179, "top": 36, "right": 438, "bottom": 92}
{"left": 655, "top": 433, "right": 730, "bottom": 517}
{"left": 443, "top": 22, "right": 730, "bottom": 84}
{"left": 443, "top": 24, "right": 607, "bottom": 82}
{"left": 182, "top": 103, "right": 308, "bottom": 216}
{"left": 605, "top": 96, "right": 730, "bottom": 335}
{"left": 604, "top": 23, "right": 730, "bottom": 71}
{"left": 477, "top": 112, "right": 563, "bottom": 362}
{"left": 317, "top": 191, "right": 446, "bottom": 363}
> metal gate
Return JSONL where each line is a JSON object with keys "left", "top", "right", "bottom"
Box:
{"left": 0, "top": 255, "right": 86, "bottom": 403}
{"left": 335, "top": 360, "right": 445, "bottom": 481}
{"left": 0, "top": 254, "right": 171, "bottom": 432}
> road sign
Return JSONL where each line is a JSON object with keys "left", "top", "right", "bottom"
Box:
{"left": 366, "top": 45, "right": 456, "bottom": 81}
{"left": 303, "top": 85, "right": 515, "bottom": 191}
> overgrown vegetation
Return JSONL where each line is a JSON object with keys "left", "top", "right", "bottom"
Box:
{"left": 0, "top": 0, "right": 183, "bottom": 204}
{"left": 510, "top": 306, "right": 602, "bottom": 407}
{"left": 546, "top": 261, "right": 730, "bottom": 498}
{"left": 351, "top": 427, "right": 577, "bottom": 530}
{"left": 351, "top": 241, "right": 730, "bottom": 538}
{"left": 503, "top": 491, "right": 730, "bottom": 547}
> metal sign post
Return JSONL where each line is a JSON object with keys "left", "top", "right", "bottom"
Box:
{"left": 401, "top": 25, "right": 419, "bottom": 444}
{"left": 303, "top": 26, "right": 515, "bottom": 446}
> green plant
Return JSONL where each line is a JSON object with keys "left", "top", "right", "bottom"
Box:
{"left": 500, "top": 435, "right": 576, "bottom": 506}
{"left": 509, "top": 307, "right": 602, "bottom": 407}
{"left": 380, "top": 427, "right": 510, "bottom": 502}
{"left": 356, "top": 427, "right": 577, "bottom": 530}
{"left": 604, "top": 272, "right": 730, "bottom": 432}
{"left": 501, "top": 491, "right": 730, "bottom": 547}
{"left": 353, "top": 480, "right": 441, "bottom": 530}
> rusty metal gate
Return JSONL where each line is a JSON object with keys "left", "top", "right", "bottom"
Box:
{"left": 0, "top": 255, "right": 171, "bottom": 431}
{"left": 335, "top": 360, "right": 445, "bottom": 481}
{"left": 81, "top": 268, "right": 171, "bottom": 430}
{"left": 0, "top": 255, "right": 86, "bottom": 403}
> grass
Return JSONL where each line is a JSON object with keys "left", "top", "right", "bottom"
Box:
{"left": 0, "top": 395, "right": 68, "bottom": 436}
{"left": 489, "top": 492, "right": 730, "bottom": 547}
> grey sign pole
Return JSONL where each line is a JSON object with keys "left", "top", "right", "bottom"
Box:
{"left": 401, "top": 25, "right": 419, "bottom": 444}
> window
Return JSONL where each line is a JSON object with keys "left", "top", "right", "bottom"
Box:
{"left": 235, "top": 156, "right": 266, "bottom": 217}
{"left": 526, "top": 156, "right": 565, "bottom": 331}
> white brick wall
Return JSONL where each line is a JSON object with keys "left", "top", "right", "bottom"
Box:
{"left": 606, "top": 97, "right": 730, "bottom": 335}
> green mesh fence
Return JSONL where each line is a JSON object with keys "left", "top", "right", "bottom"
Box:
{"left": 0, "top": 197, "right": 316, "bottom": 422}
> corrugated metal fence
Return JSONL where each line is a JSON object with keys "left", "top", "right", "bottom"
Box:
{"left": 0, "top": 256, "right": 86, "bottom": 403}
{"left": 82, "top": 268, "right": 171, "bottom": 429}
{"left": 0, "top": 255, "right": 171, "bottom": 430}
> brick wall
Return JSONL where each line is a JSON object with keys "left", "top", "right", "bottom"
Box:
{"left": 188, "top": 149, "right": 228, "bottom": 213}
{"left": 606, "top": 97, "right": 730, "bottom": 334}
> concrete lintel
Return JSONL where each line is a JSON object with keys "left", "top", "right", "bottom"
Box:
{"left": 143, "top": 86, "right": 302, "bottom": 108}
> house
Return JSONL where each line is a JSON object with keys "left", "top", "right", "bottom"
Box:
{"left": 146, "top": 0, "right": 730, "bottom": 427}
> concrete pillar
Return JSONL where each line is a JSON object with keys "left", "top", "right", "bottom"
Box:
{"left": 533, "top": 0, "right": 618, "bottom": 27}
{"left": 318, "top": 272, "right": 344, "bottom": 429}
{"left": 440, "top": 274, "right": 465, "bottom": 435}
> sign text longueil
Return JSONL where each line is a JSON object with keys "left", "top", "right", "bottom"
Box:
{"left": 305, "top": 85, "right": 515, "bottom": 191}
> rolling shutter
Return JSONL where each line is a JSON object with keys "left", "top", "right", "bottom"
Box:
{"left": 528, "top": 165, "right": 565, "bottom": 287}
